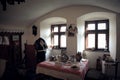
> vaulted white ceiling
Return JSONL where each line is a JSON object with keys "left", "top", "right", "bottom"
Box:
{"left": 0, "top": 0, "right": 120, "bottom": 27}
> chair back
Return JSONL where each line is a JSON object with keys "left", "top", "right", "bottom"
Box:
{"left": 25, "top": 44, "right": 36, "bottom": 69}
{"left": 0, "top": 59, "right": 7, "bottom": 78}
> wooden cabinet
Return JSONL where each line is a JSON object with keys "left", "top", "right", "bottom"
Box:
{"left": 0, "top": 32, "right": 24, "bottom": 67}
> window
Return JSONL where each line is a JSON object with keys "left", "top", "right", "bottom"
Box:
{"left": 85, "top": 20, "right": 109, "bottom": 51}
{"left": 51, "top": 24, "right": 67, "bottom": 49}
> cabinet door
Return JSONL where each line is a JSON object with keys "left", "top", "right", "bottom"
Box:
{"left": 12, "top": 35, "right": 22, "bottom": 66}
{"left": 0, "top": 32, "right": 23, "bottom": 67}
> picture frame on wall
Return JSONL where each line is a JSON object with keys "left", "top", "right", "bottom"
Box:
{"left": 13, "top": 35, "right": 19, "bottom": 41}
{"left": 0, "top": 36, "right": 2, "bottom": 44}
{"left": 67, "top": 24, "right": 78, "bottom": 37}
{"left": 32, "top": 25, "right": 37, "bottom": 36}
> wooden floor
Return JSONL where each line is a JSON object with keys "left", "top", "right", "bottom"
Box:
{"left": 1, "top": 66, "right": 64, "bottom": 80}
{"left": 1, "top": 72, "right": 64, "bottom": 80}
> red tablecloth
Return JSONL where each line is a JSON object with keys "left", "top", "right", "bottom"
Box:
{"left": 37, "top": 59, "right": 88, "bottom": 80}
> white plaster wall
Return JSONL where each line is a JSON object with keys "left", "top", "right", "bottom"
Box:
{"left": 85, "top": 51, "right": 109, "bottom": 68}
{"left": 0, "top": 5, "right": 119, "bottom": 69}
{"left": 116, "top": 14, "right": 120, "bottom": 61}
{"left": 33, "top": 5, "right": 117, "bottom": 68}
{"left": 116, "top": 14, "right": 120, "bottom": 78}
{"left": 109, "top": 14, "right": 116, "bottom": 60}
{"left": 0, "top": 25, "right": 25, "bottom": 32}
{"left": 40, "top": 17, "right": 67, "bottom": 60}
{"left": 35, "top": 5, "right": 114, "bottom": 56}
{"left": 40, "top": 17, "right": 67, "bottom": 46}
{"left": 77, "top": 12, "right": 116, "bottom": 68}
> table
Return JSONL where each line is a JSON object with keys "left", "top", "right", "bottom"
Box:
{"left": 36, "top": 59, "right": 88, "bottom": 80}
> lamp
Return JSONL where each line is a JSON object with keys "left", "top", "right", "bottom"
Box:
{"left": 0, "top": 0, "right": 25, "bottom": 11}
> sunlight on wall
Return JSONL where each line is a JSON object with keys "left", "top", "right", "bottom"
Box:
{"left": 77, "top": 12, "right": 116, "bottom": 61}
{"left": 40, "top": 17, "right": 67, "bottom": 60}
{"left": 40, "top": 17, "right": 67, "bottom": 47}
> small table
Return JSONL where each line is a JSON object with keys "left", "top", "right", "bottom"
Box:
{"left": 36, "top": 59, "right": 88, "bottom": 80}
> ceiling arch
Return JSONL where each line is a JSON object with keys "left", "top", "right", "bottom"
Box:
{"left": 0, "top": 0, "right": 119, "bottom": 27}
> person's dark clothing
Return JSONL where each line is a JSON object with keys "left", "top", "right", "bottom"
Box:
{"left": 34, "top": 37, "right": 48, "bottom": 64}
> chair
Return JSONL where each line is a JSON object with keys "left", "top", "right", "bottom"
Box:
{"left": 17, "top": 44, "right": 36, "bottom": 80}
{"left": 84, "top": 69, "right": 105, "bottom": 80}
{"left": 24, "top": 44, "right": 36, "bottom": 69}
{"left": 0, "top": 59, "right": 7, "bottom": 79}
{"left": 24, "top": 44, "right": 36, "bottom": 79}
{"left": 103, "top": 61, "right": 120, "bottom": 80}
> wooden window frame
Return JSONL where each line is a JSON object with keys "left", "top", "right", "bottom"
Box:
{"left": 85, "top": 19, "right": 109, "bottom": 51}
{"left": 51, "top": 24, "right": 67, "bottom": 49}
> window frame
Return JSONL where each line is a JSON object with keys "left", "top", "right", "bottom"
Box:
{"left": 85, "top": 19, "right": 109, "bottom": 51}
{"left": 51, "top": 24, "right": 67, "bottom": 49}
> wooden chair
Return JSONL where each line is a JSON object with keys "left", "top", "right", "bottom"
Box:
{"left": 20, "top": 44, "right": 36, "bottom": 80}
{"left": 24, "top": 44, "right": 36, "bottom": 69}
{"left": 0, "top": 59, "right": 7, "bottom": 79}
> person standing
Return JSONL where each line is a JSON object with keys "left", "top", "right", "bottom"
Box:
{"left": 34, "top": 37, "right": 48, "bottom": 64}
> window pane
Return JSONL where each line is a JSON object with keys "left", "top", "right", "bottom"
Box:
{"left": 54, "top": 27, "right": 58, "bottom": 32}
{"left": 60, "top": 35, "right": 66, "bottom": 47}
{"left": 60, "top": 26, "right": 66, "bottom": 32}
{"left": 98, "top": 34, "right": 106, "bottom": 48}
{"left": 87, "top": 24, "right": 95, "bottom": 30}
{"left": 54, "top": 35, "right": 58, "bottom": 46}
{"left": 98, "top": 23, "right": 106, "bottom": 30}
{"left": 87, "top": 34, "right": 95, "bottom": 48}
